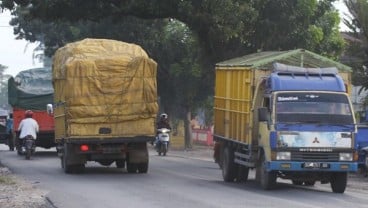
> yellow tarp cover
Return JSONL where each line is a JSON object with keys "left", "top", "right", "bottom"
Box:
{"left": 52, "top": 38, "right": 158, "bottom": 139}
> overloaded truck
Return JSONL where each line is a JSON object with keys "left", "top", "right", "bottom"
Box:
{"left": 51, "top": 38, "right": 158, "bottom": 174}
{"left": 8, "top": 67, "right": 55, "bottom": 152}
{"left": 213, "top": 49, "right": 358, "bottom": 193}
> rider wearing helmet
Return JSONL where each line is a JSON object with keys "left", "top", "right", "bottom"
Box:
{"left": 157, "top": 113, "right": 171, "bottom": 130}
{"left": 17, "top": 110, "right": 39, "bottom": 151}
{"left": 153, "top": 113, "right": 171, "bottom": 145}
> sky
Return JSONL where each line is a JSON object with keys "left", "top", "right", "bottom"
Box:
{"left": 0, "top": 1, "right": 351, "bottom": 77}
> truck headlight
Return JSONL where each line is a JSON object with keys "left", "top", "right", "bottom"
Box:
{"left": 339, "top": 153, "right": 353, "bottom": 161}
{"left": 276, "top": 152, "right": 291, "bottom": 160}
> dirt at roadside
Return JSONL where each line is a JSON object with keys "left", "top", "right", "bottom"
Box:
{"left": 0, "top": 165, "right": 52, "bottom": 208}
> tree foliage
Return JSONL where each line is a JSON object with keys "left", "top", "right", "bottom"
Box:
{"left": 0, "top": 0, "right": 346, "bottom": 147}
{"left": 343, "top": 0, "right": 368, "bottom": 92}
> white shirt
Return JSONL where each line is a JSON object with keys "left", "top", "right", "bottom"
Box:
{"left": 18, "top": 118, "right": 39, "bottom": 139}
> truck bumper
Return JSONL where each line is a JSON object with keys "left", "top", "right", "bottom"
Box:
{"left": 267, "top": 161, "right": 358, "bottom": 172}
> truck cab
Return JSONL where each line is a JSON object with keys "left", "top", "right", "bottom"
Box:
{"left": 254, "top": 63, "right": 357, "bottom": 192}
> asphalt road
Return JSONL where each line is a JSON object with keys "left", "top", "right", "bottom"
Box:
{"left": 1, "top": 145, "right": 368, "bottom": 208}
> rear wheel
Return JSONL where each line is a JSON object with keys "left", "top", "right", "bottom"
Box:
{"left": 292, "top": 180, "right": 303, "bottom": 186}
{"left": 330, "top": 172, "right": 347, "bottom": 193}
{"left": 137, "top": 162, "right": 148, "bottom": 173}
{"left": 236, "top": 166, "right": 249, "bottom": 182}
{"left": 116, "top": 160, "right": 125, "bottom": 168}
{"left": 222, "top": 146, "right": 237, "bottom": 182}
{"left": 127, "top": 161, "right": 137, "bottom": 173}
{"left": 25, "top": 149, "right": 31, "bottom": 160}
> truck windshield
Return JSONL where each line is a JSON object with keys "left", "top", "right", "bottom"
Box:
{"left": 275, "top": 92, "right": 354, "bottom": 124}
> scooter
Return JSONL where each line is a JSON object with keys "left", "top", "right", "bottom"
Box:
{"left": 155, "top": 128, "right": 171, "bottom": 156}
{"left": 19, "top": 135, "right": 36, "bottom": 160}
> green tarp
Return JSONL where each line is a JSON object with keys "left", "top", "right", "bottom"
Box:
{"left": 8, "top": 67, "right": 53, "bottom": 110}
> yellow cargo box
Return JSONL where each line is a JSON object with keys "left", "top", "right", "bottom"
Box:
{"left": 214, "top": 49, "right": 352, "bottom": 145}
{"left": 53, "top": 38, "right": 158, "bottom": 141}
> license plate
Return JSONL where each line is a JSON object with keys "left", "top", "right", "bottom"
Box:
{"left": 303, "top": 162, "right": 320, "bottom": 169}
{"left": 303, "top": 162, "right": 330, "bottom": 169}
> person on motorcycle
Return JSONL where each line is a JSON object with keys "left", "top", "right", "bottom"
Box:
{"left": 17, "top": 110, "right": 39, "bottom": 150}
{"left": 157, "top": 113, "right": 171, "bottom": 130}
{"left": 153, "top": 113, "right": 171, "bottom": 145}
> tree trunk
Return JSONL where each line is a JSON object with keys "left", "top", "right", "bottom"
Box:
{"left": 184, "top": 110, "right": 192, "bottom": 149}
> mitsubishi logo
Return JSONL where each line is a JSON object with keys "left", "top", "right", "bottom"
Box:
{"left": 312, "top": 137, "right": 320, "bottom": 143}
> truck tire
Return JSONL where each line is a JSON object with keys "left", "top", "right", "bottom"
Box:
{"left": 237, "top": 166, "right": 249, "bottom": 182}
{"left": 62, "top": 144, "right": 85, "bottom": 174}
{"left": 116, "top": 160, "right": 125, "bottom": 168}
{"left": 330, "top": 172, "right": 347, "bottom": 193}
{"left": 222, "top": 146, "right": 237, "bottom": 182}
{"left": 137, "top": 162, "right": 148, "bottom": 173}
{"left": 260, "top": 154, "right": 277, "bottom": 190}
{"left": 127, "top": 161, "right": 137, "bottom": 173}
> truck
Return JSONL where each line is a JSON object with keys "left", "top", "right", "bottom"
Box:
{"left": 8, "top": 67, "right": 55, "bottom": 153}
{"left": 213, "top": 49, "right": 358, "bottom": 193}
{"left": 356, "top": 110, "right": 368, "bottom": 176}
{"left": 51, "top": 38, "right": 158, "bottom": 174}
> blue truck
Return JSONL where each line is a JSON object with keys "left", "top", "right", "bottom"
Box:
{"left": 357, "top": 111, "right": 368, "bottom": 176}
{"left": 213, "top": 49, "right": 358, "bottom": 193}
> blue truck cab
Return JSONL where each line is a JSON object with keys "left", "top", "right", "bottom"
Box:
{"left": 257, "top": 63, "right": 357, "bottom": 192}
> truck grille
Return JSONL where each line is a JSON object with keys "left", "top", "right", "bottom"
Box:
{"left": 291, "top": 152, "right": 339, "bottom": 162}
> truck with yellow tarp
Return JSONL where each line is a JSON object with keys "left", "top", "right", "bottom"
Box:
{"left": 51, "top": 38, "right": 158, "bottom": 173}
{"left": 213, "top": 49, "right": 358, "bottom": 193}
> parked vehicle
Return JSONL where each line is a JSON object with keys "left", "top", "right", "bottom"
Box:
{"left": 155, "top": 128, "right": 171, "bottom": 156}
{"left": 8, "top": 67, "right": 55, "bottom": 150}
{"left": 213, "top": 49, "right": 358, "bottom": 193}
{"left": 356, "top": 111, "right": 368, "bottom": 176}
{"left": 51, "top": 38, "right": 158, "bottom": 174}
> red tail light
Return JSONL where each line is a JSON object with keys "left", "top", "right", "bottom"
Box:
{"left": 80, "top": 144, "right": 89, "bottom": 152}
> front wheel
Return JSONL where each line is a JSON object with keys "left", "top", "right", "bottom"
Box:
{"left": 162, "top": 142, "right": 168, "bottom": 156}
{"left": 260, "top": 154, "right": 277, "bottom": 190}
{"left": 330, "top": 172, "right": 347, "bottom": 193}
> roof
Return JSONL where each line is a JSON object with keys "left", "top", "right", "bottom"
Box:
{"left": 216, "top": 49, "right": 352, "bottom": 72}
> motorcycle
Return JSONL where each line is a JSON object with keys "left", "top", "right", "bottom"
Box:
{"left": 18, "top": 135, "right": 36, "bottom": 160}
{"left": 155, "top": 128, "right": 171, "bottom": 156}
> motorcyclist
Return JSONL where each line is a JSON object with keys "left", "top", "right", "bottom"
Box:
{"left": 17, "top": 110, "right": 39, "bottom": 152}
{"left": 153, "top": 113, "right": 171, "bottom": 146}
{"left": 157, "top": 113, "right": 171, "bottom": 130}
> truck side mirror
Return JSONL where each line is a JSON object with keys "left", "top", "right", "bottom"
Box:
{"left": 258, "top": 107, "right": 269, "bottom": 122}
{"left": 47, "top": 104, "right": 53, "bottom": 115}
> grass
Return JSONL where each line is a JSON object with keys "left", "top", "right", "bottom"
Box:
{"left": 0, "top": 175, "right": 16, "bottom": 185}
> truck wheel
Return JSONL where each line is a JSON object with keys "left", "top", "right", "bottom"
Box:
{"left": 127, "top": 161, "right": 137, "bottom": 173}
{"left": 304, "top": 181, "right": 315, "bottom": 186}
{"left": 236, "top": 166, "right": 249, "bottom": 182}
{"left": 116, "top": 160, "right": 125, "bottom": 168}
{"left": 63, "top": 153, "right": 73, "bottom": 174}
{"left": 292, "top": 180, "right": 303, "bottom": 185}
{"left": 260, "top": 154, "right": 277, "bottom": 190}
{"left": 222, "top": 146, "right": 237, "bottom": 182}
{"left": 137, "top": 162, "right": 148, "bottom": 173}
{"left": 330, "top": 172, "right": 347, "bottom": 193}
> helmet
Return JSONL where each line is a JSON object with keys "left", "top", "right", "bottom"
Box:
{"left": 25, "top": 110, "right": 33, "bottom": 118}
{"left": 160, "top": 113, "right": 168, "bottom": 119}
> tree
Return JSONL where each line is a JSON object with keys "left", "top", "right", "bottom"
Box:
{"left": 1, "top": 0, "right": 346, "bottom": 148}
{"left": 342, "top": 0, "right": 368, "bottom": 93}
{"left": 0, "top": 64, "right": 11, "bottom": 110}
